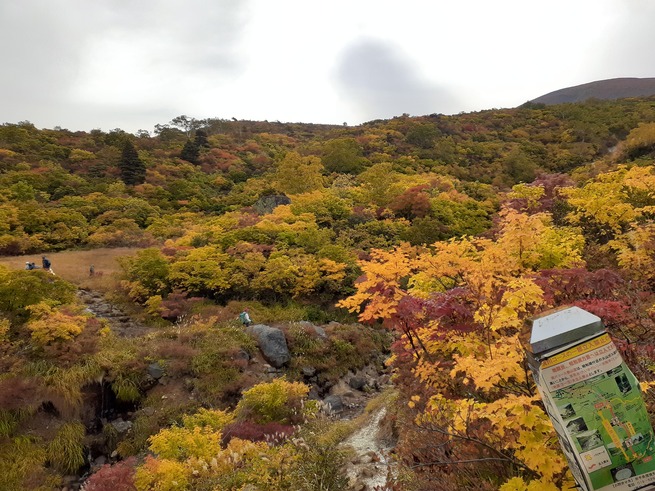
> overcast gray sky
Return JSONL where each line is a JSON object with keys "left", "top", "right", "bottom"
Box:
{"left": 1, "top": 0, "right": 653, "bottom": 133}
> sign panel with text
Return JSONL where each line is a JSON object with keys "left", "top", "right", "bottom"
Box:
{"left": 533, "top": 333, "right": 655, "bottom": 490}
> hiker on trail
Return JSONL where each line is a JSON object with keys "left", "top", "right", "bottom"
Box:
{"left": 25, "top": 261, "right": 36, "bottom": 270}
{"left": 239, "top": 309, "right": 252, "bottom": 326}
{"left": 42, "top": 256, "right": 54, "bottom": 274}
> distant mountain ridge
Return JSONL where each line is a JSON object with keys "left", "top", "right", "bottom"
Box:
{"left": 528, "top": 77, "right": 655, "bottom": 105}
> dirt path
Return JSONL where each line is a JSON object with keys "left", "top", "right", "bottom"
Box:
{"left": 78, "top": 289, "right": 153, "bottom": 338}
{"left": 342, "top": 407, "right": 396, "bottom": 490}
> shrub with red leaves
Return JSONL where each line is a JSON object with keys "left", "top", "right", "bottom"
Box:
{"left": 221, "top": 421, "right": 295, "bottom": 445}
{"left": 82, "top": 457, "right": 137, "bottom": 491}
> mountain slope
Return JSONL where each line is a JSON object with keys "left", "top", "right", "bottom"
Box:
{"left": 528, "top": 77, "right": 655, "bottom": 105}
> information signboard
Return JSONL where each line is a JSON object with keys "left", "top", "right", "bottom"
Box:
{"left": 533, "top": 333, "right": 655, "bottom": 490}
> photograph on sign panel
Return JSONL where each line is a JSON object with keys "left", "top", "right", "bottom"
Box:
{"left": 576, "top": 430, "right": 604, "bottom": 452}
{"left": 615, "top": 373, "right": 632, "bottom": 395}
{"left": 611, "top": 463, "right": 636, "bottom": 482}
{"left": 566, "top": 417, "right": 589, "bottom": 434}
{"left": 558, "top": 403, "right": 576, "bottom": 419}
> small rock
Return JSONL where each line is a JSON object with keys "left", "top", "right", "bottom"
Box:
{"left": 147, "top": 363, "right": 164, "bottom": 380}
{"left": 93, "top": 455, "right": 107, "bottom": 467}
{"left": 322, "top": 395, "right": 343, "bottom": 414}
{"left": 359, "top": 454, "right": 373, "bottom": 464}
{"left": 298, "top": 321, "right": 327, "bottom": 338}
{"left": 349, "top": 376, "right": 366, "bottom": 391}
{"left": 302, "top": 366, "right": 316, "bottom": 377}
{"left": 142, "top": 374, "right": 157, "bottom": 391}
{"left": 234, "top": 349, "right": 251, "bottom": 362}
{"left": 110, "top": 418, "right": 133, "bottom": 434}
{"left": 110, "top": 450, "right": 118, "bottom": 458}
{"left": 141, "top": 407, "right": 155, "bottom": 417}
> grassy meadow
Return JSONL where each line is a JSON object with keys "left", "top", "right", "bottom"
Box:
{"left": 0, "top": 247, "right": 142, "bottom": 291}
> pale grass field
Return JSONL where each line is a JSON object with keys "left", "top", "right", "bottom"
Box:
{"left": 0, "top": 247, "right": 143, "bottom": 291}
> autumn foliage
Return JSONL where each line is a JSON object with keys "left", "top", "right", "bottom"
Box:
{"left": 3, "top": 103, "right": 655, "bottom": 489}
{"left": 339, "top": 163, "right": 655, "bottom": 489}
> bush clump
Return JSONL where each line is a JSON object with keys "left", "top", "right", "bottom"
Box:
{"left": 234, "top": 378, "right": 317, "bottom": 425}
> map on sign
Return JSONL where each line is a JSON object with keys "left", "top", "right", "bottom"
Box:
{"left": 537, "top": 334, "right": 655, "bottom": 491}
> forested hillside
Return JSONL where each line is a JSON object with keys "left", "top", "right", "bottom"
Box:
{"left": 3, "top": 98, "right": 655, "bottom": 490}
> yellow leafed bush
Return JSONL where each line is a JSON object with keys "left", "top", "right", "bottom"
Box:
{"left": 25, "top": 303, "right": 86, "bottom": 346}
{"left": 235, "top": 378, "right": 314, "bottom": 424}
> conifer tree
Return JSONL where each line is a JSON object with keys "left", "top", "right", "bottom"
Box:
{"left": 119, "top": 141, "right": 146, "bottom": 185}
{"left": 180, "top": 130, "right": 209, "bottom": 164}
{"left": 180, "top": 139, "right": 200, "bottom": 164}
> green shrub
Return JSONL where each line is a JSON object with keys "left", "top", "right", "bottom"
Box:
{"left": 0, "top": 410, "right": 19, "bottom": 438}
{"left": 0, "top": 267, "right": 76, "bottom": 324}
{"left": 0, "top": 435, "right": 59, "bottom": 491}
{"left": 181, "top": 407, "right": 234, "bottom": 431}
{"left": 47, "top": 421, "right": 85, "bottom": 474}
{"left": 291, "top": 419, "right": 352, "bottom": 491}
{"left": 117, "top": 398, "right": 199, "bottom": 457}
{"left": 235, "top": 378, "right": 317, "bottom": 424}
{"left": 111, "top": 376, "right": 141, "bottom": 403}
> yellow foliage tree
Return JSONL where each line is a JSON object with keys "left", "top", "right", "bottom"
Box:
{"left": 274, "top": 151, "right": 325, "bottom": 195}
{"left": 610, "top": 221, "right": 655, "bottom": 282}
{"left": 25, "top": 303, "right": 86, "bottom": 346}
{"left": 338, "top": 207, "right": 585, "bottom": 489}
{"left": 563, "top": 165, "right": 655, "bottom": 237}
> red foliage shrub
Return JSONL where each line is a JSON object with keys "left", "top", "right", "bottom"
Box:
{"left": 154, "top": 339, "right": 199, "bottom": 376}
{"left": 82, "top": 457, "right": 137, "bottom": 491}
{"left": 221, "top": 421, "right": 296, "bottom": 445}
{"left": 159, "top": 292, "right": 203, "bottom": 321}
{"left": 534, "top": 268, "right": 626, "bottom": 306}
{"left": 389, "top": 185, "right": 432, "bottom": 220}
{"left": 0, "top": 377, "right": 43, "bottom": 411}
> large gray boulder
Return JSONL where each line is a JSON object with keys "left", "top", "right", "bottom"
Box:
{"left": 247, "top": 324, "right": 291, "bottom": 368}
{"left": 253, "top": 194, "right": 291, "bottom": 215}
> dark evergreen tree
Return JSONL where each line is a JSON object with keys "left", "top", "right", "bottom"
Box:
{"left": 119, "top": 141, "right": 146, "bottom": 185}
{"left": 180, "top": 129, "right": 209, "bottom": 164}
{"left": 194, "top": 129, "right": 210, "bottom": 148}
{"left": 180, "top": 139, "right": 200, "bottom": 164}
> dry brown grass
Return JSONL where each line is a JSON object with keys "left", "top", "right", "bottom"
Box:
{"left": 0, "top": 247, "right": 144, "bottom": 291}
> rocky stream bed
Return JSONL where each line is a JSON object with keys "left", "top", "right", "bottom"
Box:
{"left": 70, "top": 288, "right": 397, "bottom": 491}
